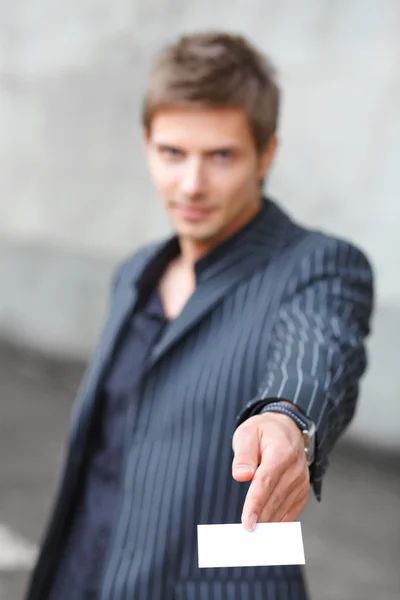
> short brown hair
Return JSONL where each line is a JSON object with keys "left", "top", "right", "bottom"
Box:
{"left": 142, "top": 32, "right": 280, "bottom": 152}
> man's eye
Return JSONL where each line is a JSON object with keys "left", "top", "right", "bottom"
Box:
{"left": 214, "top": 150, "right": 232, "bottom": 161}
{"left": 161, "top": 147, "right": 181, "bottom": 157}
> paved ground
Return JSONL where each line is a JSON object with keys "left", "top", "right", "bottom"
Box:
{"left": 0, "top": 342, "right": 399, "bottom": 600}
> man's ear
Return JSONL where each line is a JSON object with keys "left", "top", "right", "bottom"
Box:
{"left": 258, "top": 134, "right": 278, "bottom": 180}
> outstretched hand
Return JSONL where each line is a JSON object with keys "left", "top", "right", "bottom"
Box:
{"left": 232, "top": 411, "right": 310, "bottom": 531}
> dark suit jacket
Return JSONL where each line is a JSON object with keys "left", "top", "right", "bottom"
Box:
{"left": 26, "top": 199, "right": 373, "bottom": 600}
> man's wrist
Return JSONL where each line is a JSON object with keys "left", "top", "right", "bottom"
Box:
{"left": 259, "top": 408, "right": 304, "bottom": 444}
{"left": 259, "top": 401, "right": 316, "bottom": 466}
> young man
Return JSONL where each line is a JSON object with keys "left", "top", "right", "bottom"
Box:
{"left": 26, "top": 32, "right": 373, "bottom": 600}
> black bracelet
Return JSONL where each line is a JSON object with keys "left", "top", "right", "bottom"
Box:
{"left": 260, "top": 402, "right": 308, "bottom": 431}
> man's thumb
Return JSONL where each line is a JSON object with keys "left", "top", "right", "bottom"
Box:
{"left": 232, "top": 424, "right": 259, "bottom": 482}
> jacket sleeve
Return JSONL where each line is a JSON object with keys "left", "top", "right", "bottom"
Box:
{"left": 235, "top": 237, "right": 374, "bottom": 500}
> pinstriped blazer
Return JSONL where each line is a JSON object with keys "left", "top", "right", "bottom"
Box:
{"left": 26, "top": 199, "right": 373, "bottom": 600}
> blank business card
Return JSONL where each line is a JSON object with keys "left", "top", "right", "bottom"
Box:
{"left": 197, "top": 522, "right": 305, "bottom": 568}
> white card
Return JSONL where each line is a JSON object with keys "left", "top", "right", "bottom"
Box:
{"left": 197, "top": 522, "right": 305, "bottom": 568}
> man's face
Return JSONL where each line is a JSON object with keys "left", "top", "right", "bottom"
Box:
{"left": 145, "top": 107, "right": 277, "bottom": 245}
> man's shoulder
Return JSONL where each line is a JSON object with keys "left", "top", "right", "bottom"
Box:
{"left": 276, "top": 202, "right": 371, "bottom": 269}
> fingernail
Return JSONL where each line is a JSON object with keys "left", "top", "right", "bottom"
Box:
{"left": 249, "top": 513, "right": 258, "bottom": 531}
{"left": 234, "top": 464, "right": 255, "bottom": 473}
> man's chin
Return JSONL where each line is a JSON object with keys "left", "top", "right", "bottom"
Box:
{"left": 175, "top": 224, "right": 221, "bottom": 244}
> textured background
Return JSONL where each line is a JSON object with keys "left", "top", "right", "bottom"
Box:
{"left": 1, "top": 0, "right": 399, "bottom": 448}
{"left": 0, "top": 2, "right": 399, "bottom": 598}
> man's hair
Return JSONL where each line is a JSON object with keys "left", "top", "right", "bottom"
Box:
{"left": 142, "top": 32, "right": 280, "bottom": 153}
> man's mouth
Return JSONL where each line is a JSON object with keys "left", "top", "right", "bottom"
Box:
{"left": 173, "top": 204, "right": 214, "bottom": 221}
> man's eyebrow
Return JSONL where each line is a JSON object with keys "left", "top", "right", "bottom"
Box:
{"left": 153, "top": 141, "right": 241, "bottom": 154}
{"left": 205, "top": 145, "right": 239, "bottom": 153}
{"left": 154, "top": 142, "right": 183, "bottom": 149}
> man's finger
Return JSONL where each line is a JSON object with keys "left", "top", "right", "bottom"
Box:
{"left": 232, "top": 421, "right": 260, "bottom": 483}
{"left": 263, "top": 473, "right": 310, "bottom": 523}
{"left": 255, "top": 463, "right": 305, "bottom": 523}
{"left": 240, "top": 464, "right": 275, "bottom": 530}
{"left": 269, "top": 464, "right": 310, "bottom": 522}
{"left": 240, "top": 443, "right": 297, "bottom": 530}
{"left": 280, "top": 493, "right": 309, "bottom": 523}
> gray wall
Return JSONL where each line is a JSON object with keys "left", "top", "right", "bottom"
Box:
{"left": 1, "top": 0, "right": 399, "bottom": 448}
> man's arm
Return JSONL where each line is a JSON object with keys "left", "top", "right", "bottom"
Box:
{"left": 232, "top": 237, "right": 374, "bottom": 528}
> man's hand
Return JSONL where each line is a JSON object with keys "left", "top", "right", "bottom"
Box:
{"left": 232, "top": 412, "right": 310, "bottom": 531}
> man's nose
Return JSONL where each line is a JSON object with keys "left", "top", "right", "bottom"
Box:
{"left": 181, "top": 158, "right": 206, "bottom": 197}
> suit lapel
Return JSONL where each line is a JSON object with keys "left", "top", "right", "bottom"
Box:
{"left": 70, "top": 280, "right": 140, "bottom": 438}
{"left": 148, "top": 200, "right": 289, "bottom": 369}
{"left": 74, "top": 242, "right": 168, "bottom": 422}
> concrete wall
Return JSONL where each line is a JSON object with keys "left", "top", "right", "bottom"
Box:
{"left": 1, "top": 0, "right": 399, "bottom": 448}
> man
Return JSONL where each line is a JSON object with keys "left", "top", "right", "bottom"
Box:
{"left": 26, "top": 32, "right": 373, "bottom": 600}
